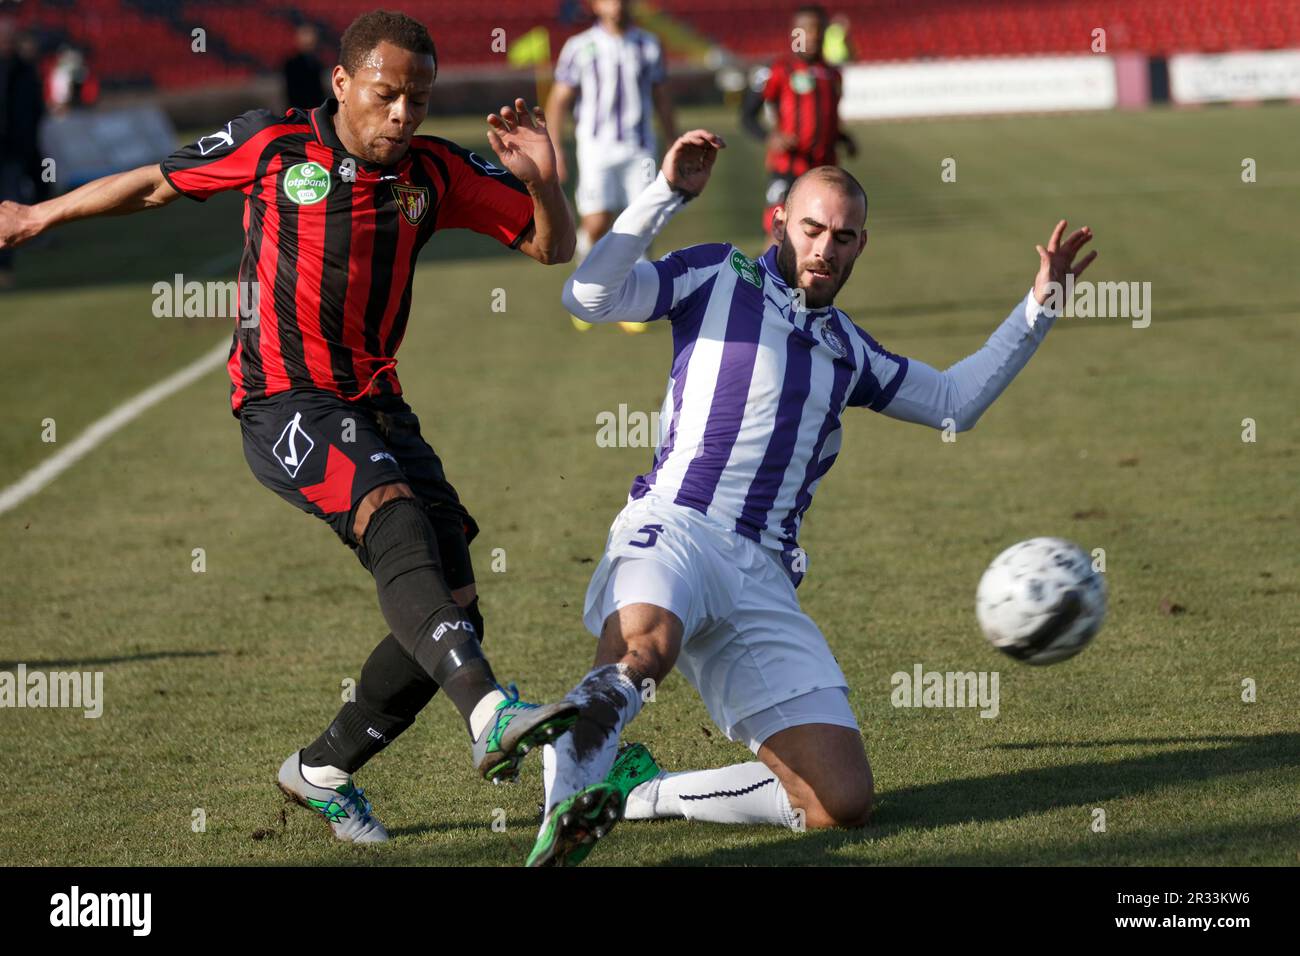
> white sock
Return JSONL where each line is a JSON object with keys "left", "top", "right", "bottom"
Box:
{"left": 468, "top": 688, "right": 508, "bottom": 739}
{"left": 626, "top": 762, "right": 801, "bottom": 829}
{"left": 300, "top": 760, "right": 350, "bottom": 790}
{"left": 541, "top": 663, "right": 643, "bottom": 821}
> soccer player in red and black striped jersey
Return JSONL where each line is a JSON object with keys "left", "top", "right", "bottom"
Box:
{"left": 0, "top": 10, "right": 582, "bottom": 842}
{"left": 742, "top": 4, "right": 858, "bottom": 241}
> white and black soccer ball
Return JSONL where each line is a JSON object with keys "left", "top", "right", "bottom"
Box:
{"left": 975, "top": 537, "right": 1106, "bottom": 665}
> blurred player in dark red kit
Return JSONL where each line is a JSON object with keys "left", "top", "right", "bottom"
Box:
{"left": 742, "top": 4, "right": 857, "bottom": 243}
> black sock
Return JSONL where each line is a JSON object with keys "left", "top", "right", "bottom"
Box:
{"left": 360, "top": 498, "right": 499, "bottom": 729}
{"left": 303, "top": 633, "right": 434, "bottom": 773}
{"left": 302, "top": 599, "right": 488, "bottom": 771}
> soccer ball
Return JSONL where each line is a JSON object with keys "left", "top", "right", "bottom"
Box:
{"left": 975, "top": 537, "right": 1106, "bottom": 665}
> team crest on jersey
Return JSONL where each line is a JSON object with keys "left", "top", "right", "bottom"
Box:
{"left": 729, "top": 250, "right": 763, "bottom": 289}
{"left": 283, "top": 162, "right": 331, "bottom": 205}
{"left": 391, "top": 184, "right": 429, "bottom": 225}
{"left": 817, "top": 319, "right": 849, "bottom": 359}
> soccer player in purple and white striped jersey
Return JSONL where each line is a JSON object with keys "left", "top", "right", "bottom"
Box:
{"left": 546, "top": 0, "right": 676, "bottom": 333}
{"left": 525, "top": 129, "right": 1097, "bottom": 866}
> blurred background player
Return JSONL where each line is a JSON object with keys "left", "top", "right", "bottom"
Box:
{"left": 0, "top": 16, "right": 46, "bottom": 290}
{"left": 742, "top": 4, "right": 856, "bottom": 245}
{"left": 283, "top": 22, "right": 328, "bottom": 111}
{"left": 546, "top": 0, "right": 676, "bottom": 333}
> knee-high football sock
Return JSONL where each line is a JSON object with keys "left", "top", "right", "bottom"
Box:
{"left": 624, "top": 762, "right": 801, "bottom": 829}
{"left": 541, "top": 662, "right": 643, "bottom": 816}
{"left": 301, "top": 598, "right": 477, "bottom": 780}
{"left": 360, "top": 498, "right": 502, "bottom": 735}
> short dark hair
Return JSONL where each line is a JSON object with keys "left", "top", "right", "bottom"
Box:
{"left": 339, "top": 10, "right": 437, "bottom": 80}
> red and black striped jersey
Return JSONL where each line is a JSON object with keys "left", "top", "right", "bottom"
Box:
{"left": 160, "top": 98, "right": 535, "bottom": 414}
{"left": 762, "top": 55, "right": 843, "bottom": 176}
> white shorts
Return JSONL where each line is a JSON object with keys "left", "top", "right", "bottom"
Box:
{"left": 575, "top": 144, "right": 657, "bottom": 217}
{"left": 583, "top": 496, "right": 858, "bottom": 750}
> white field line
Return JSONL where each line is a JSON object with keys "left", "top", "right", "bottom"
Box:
{"left": 0, "top": 338, "right": 229, "bottom": 516}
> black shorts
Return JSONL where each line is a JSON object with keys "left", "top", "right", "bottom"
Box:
{"left": 239, "top": 388, "right": 478, "bottom": 589}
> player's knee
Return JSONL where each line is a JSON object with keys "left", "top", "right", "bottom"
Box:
{"left": 800, "top": 776, "right": 873, "bottom": 830}
{"left": 352, "top": 482, "right": 415, "bottom": 542}
{"left": 597, "top": 604, "right": 682, "bottom": 683}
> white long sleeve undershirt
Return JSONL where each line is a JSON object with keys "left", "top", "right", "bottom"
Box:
{"left": 879, "top": 290, "right": 1057, "bottom": 432}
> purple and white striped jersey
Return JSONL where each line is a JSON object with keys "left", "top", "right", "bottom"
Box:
{"left": 554, "top": 24, "right": 666, "bottom": 153}
{"left": 562, "top": 173, "right": 1058, "bottom": 576}
{"left": 627, "top": 242, "right": 908, "bottom": 554}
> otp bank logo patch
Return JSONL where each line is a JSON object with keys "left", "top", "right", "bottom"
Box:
{"left": 283, "top": 162, "right": 332, "bottom": 205}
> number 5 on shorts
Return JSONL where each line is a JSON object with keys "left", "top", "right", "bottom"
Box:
{"left": 630, "top": 523, "right": 664, "bottom": 549}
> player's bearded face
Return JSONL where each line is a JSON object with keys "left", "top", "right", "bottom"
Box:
{"left": 335, "top": 42, "right": 435, "bottom": 166}
{"left": 775, "top": 190, "right": 867, "bottom": 309}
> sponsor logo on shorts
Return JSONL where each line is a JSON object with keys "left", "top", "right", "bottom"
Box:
{"left": 273, "top": 411, "right": 315, "bottom": 478}
{"left": 283, "top": 161, "right": 331, "bottom": 205}
{"left": 369, "top": 451, "right": 397, "bottom": 464}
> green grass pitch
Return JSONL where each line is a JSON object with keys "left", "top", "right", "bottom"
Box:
{"left": 1, "top": 103, "right": 1296, "bottom": 866}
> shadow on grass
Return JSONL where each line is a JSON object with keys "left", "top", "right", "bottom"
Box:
{"left": 0, "top": 650, "right": 221, "bottom": 669}
{"left": 651, "top": 732, "right": 1299, "bottom": 866}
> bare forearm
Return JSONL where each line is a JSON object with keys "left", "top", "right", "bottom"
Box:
{"left": 526, "top": 178, "right": 575, "bottom": 264}
{"left": 38, "top": 165, "right": 179, "bottom": 232}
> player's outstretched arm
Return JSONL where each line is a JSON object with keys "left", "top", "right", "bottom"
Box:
{"left": 0, "top": 164, "right": 181, "bottom": 252}
{"left": 562, "top": 129, "right": 725, "bottom": 324}
{"left": 486, "top": 98, "right": 575, "bottom": 264}
{"left": 873, "top": 220, "right": 1096, "bottom": 432}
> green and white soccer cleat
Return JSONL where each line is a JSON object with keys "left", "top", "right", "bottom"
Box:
{"left": 472, "top": 684, "right": 579, "bottom": 783}
{"left": 526, "top": 782, "right": 623, "bottom": 867}
{"left": 276, "top": 751, "right": 389, "bottom": 843}
{"left": 605, "top": 742, "right": 662, "bottom": 807}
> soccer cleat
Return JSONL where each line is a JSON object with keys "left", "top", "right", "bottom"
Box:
{"left": 605, "top": 742, "right": 661, "bottom": 804}
{"left": 276, "top": 751, "right": 388, "bottom": 843}
{"left": 618, "top": 321, "right": 648, "bottom": 334}
{"left": 570, "top": 315, "right": 594, "bottom": 331}
{"left": 472, "top": 684, "right": 579, "bottom": 783}
{"left": 526, "top": 782, "right": 623, "bottom": 867}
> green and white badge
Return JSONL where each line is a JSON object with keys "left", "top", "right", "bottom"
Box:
{"left": 283, "top": 162, "right": 332, "bottom": 205}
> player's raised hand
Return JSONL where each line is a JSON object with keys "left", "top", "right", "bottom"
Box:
{"left": 486, "top": 98, "right": 556, "bottom": 186}
{"left": 663, "top": 129, "right": 726, "bottom": 198}
{"left": 1034, "top": 219, "right": 1097, "bottom": 305}
{"left": 0, "top": 200, "right": 43, "bottom": 251}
